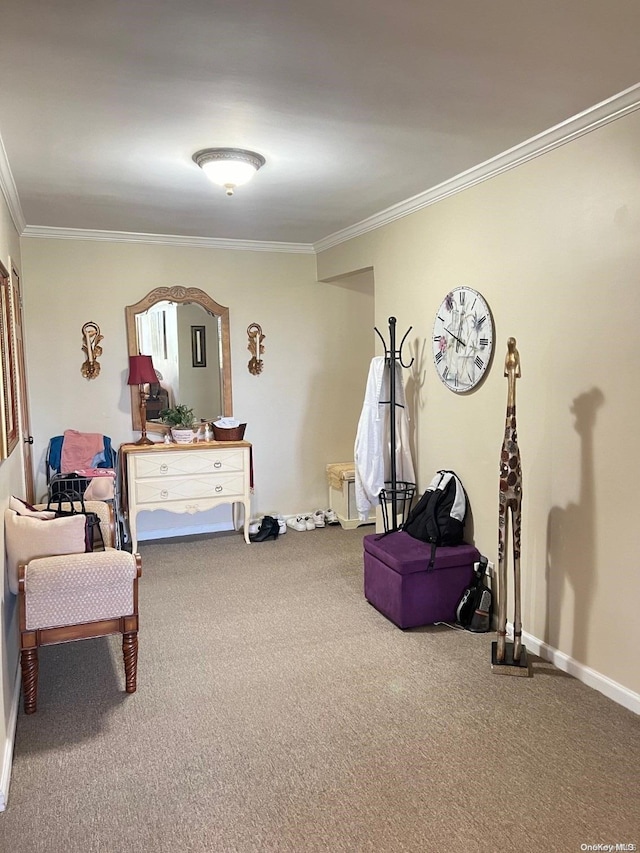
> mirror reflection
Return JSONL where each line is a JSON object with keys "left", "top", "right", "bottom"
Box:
{"left": 125, "top": 286, "right": 233, "bottom": 434}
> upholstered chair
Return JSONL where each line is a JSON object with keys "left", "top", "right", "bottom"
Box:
{"left": 5, "top": 498, "right": 141, "bottom": 714}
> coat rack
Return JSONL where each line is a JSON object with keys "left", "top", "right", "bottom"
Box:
{"left": 374, "top": 317, "right": 416, "bottom": 532}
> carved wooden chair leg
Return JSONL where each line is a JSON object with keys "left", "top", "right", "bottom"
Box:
{"left": 123, "top": 631, "right": 138, "bottom": 694}
{"left": 21, "top": 647, "right": 39, "bottom": 715}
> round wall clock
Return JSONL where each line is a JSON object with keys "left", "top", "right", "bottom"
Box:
{"left": 432, "top": 286, "right": 494, "bottom": 393}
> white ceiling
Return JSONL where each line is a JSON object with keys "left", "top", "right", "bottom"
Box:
{"left": 1, "top": 0, "right": 639, "bottom": 248}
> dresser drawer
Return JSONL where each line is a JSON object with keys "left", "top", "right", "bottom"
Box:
{"left": 133, "top": 473, "right": 245, "bottom": 506}
{"left": 131, "top": 448, "right": 246, "bottom": 479}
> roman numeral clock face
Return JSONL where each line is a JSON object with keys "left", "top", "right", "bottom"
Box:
{"left": 432, "top": 287, "right": 494, "bottom": 393}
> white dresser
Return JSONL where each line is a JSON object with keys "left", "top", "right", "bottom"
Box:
{"left": 121, "top": 441, "right": 252, "bottom": 552}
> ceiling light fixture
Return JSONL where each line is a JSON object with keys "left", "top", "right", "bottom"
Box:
{"left": 193, "top": 147, "right": 266, "bottom": 196}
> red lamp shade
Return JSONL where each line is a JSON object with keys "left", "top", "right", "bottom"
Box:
{"left": 127, "top": 355, "right": 157, "bottom": 386}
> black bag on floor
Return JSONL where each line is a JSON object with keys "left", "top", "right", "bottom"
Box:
{"left": 46, "top": 491, "right": 105, "bottom": 552}
{"left": 456, "top": 555, "right": 492, "bottom": 632}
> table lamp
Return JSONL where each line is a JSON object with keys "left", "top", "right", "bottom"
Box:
{"left": 127, "top": 354, "right": 158, "bottom": 445}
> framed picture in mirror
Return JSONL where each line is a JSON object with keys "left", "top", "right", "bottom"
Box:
{"left": 191, "top": 325, "right": 206, "bottom": 368}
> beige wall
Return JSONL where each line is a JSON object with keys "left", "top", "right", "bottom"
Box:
{"left": 0, "top": 192, "right": 24, "bottom": 804}
{"left": 19, "top": 239, "right": 374, "bottom": 519}
{"left": 318, "top": 108, "right": 640, "bottom": 698}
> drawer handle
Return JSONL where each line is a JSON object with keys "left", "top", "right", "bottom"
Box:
{"left": 160, "top": 463, "right": 169, "bottom": 474}
{"left": 160, "top": 489, "right": 169, "bottom": 499}
{"left": 213, "top": 460, "right": 222, "bottom": 469}
{"left": 215, "top": 485, "right": 223, "bottom": 493}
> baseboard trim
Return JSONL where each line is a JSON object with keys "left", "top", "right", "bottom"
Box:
{"left": 507, "top": 625, "right": 640, "bottom": 715}
{"left": 0, "top": 663, "right": 21, "bottom": 811}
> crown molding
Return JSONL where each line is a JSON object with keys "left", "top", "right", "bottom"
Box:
{"left": 314, "top": 82, "right": 640, "bottom": 253}
{"left": 20, "top": 225, "right": 315, "bottom": 254}
{"left": 0, "top": 132, "right": 26, "bottom": 235}
{"left": 13, "top": 83, "right": 640, "bottom": 255}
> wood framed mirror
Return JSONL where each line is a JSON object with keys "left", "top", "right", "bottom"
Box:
{"left": 125, "top": 286, "right": 232, "bottom": 435}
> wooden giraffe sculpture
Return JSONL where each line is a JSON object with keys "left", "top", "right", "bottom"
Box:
{"left": 496, "top": 337, "right": 525, "bottom": 665}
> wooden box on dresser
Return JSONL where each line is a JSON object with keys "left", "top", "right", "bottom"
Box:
{"left": 120, "top": 441, "right": 252, "bottom": 552}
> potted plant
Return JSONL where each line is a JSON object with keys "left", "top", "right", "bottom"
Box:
{"left": 159, "top": 404, "right": 196, "bottom": 444}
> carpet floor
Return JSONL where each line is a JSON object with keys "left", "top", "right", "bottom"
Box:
{"left": 1, "top": 524, "right": 638, "bottom": 852}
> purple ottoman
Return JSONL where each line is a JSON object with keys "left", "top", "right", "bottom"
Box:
{"left": 363, "top": 532, "right": 479, "bottom": 629}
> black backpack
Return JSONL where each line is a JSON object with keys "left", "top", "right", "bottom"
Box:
{"left": 403, "top": 470, "right": 468, "bottom": 567}
{"left": 456, "top": 556, "right": 492, "bottom": 633}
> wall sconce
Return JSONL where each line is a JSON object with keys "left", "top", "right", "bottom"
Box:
{"left": 193, "top": 148, "right": 266, "bottom": 197}
{"left": 81, "top": 321, "right": 103, "bottom": 379}
{"left": 127, "top": 355, "right": 158, "bottom": 445}
{"left": 247, "top": 323, "right": 264, "bottom": 375}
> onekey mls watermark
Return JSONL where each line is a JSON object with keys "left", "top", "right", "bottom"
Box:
{"left": 580, "top": 845, "right": 637, "bottom": 852}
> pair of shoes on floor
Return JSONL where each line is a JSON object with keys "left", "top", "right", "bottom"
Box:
{"left": 286, "top": 510, "right": 339, "bottom": 531}
{"left": 286, "top": 515, "right": 315, "bottom": 532}
{"left": 315, "top": 508, "right": 339, "bottom": 526}
{"left": 249, "top": 515, "right": 280, "bottom": 542}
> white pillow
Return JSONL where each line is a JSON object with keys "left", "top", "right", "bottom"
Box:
{"left": 4, "top": 508, "right": 86, "bottom": 596}
{"left": 9, "top": 495, "right": 55, "bottom": 520}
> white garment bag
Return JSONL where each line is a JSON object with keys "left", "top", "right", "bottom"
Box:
{"left": 354, "top": 356, "right": 416, "bottom": 521}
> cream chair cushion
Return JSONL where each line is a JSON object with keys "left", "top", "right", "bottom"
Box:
{"left": 24, "top": 550, "right": 137, "bottom": 630}
{"left": 4, "top": 508, "right": 86, "bottom": 596}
